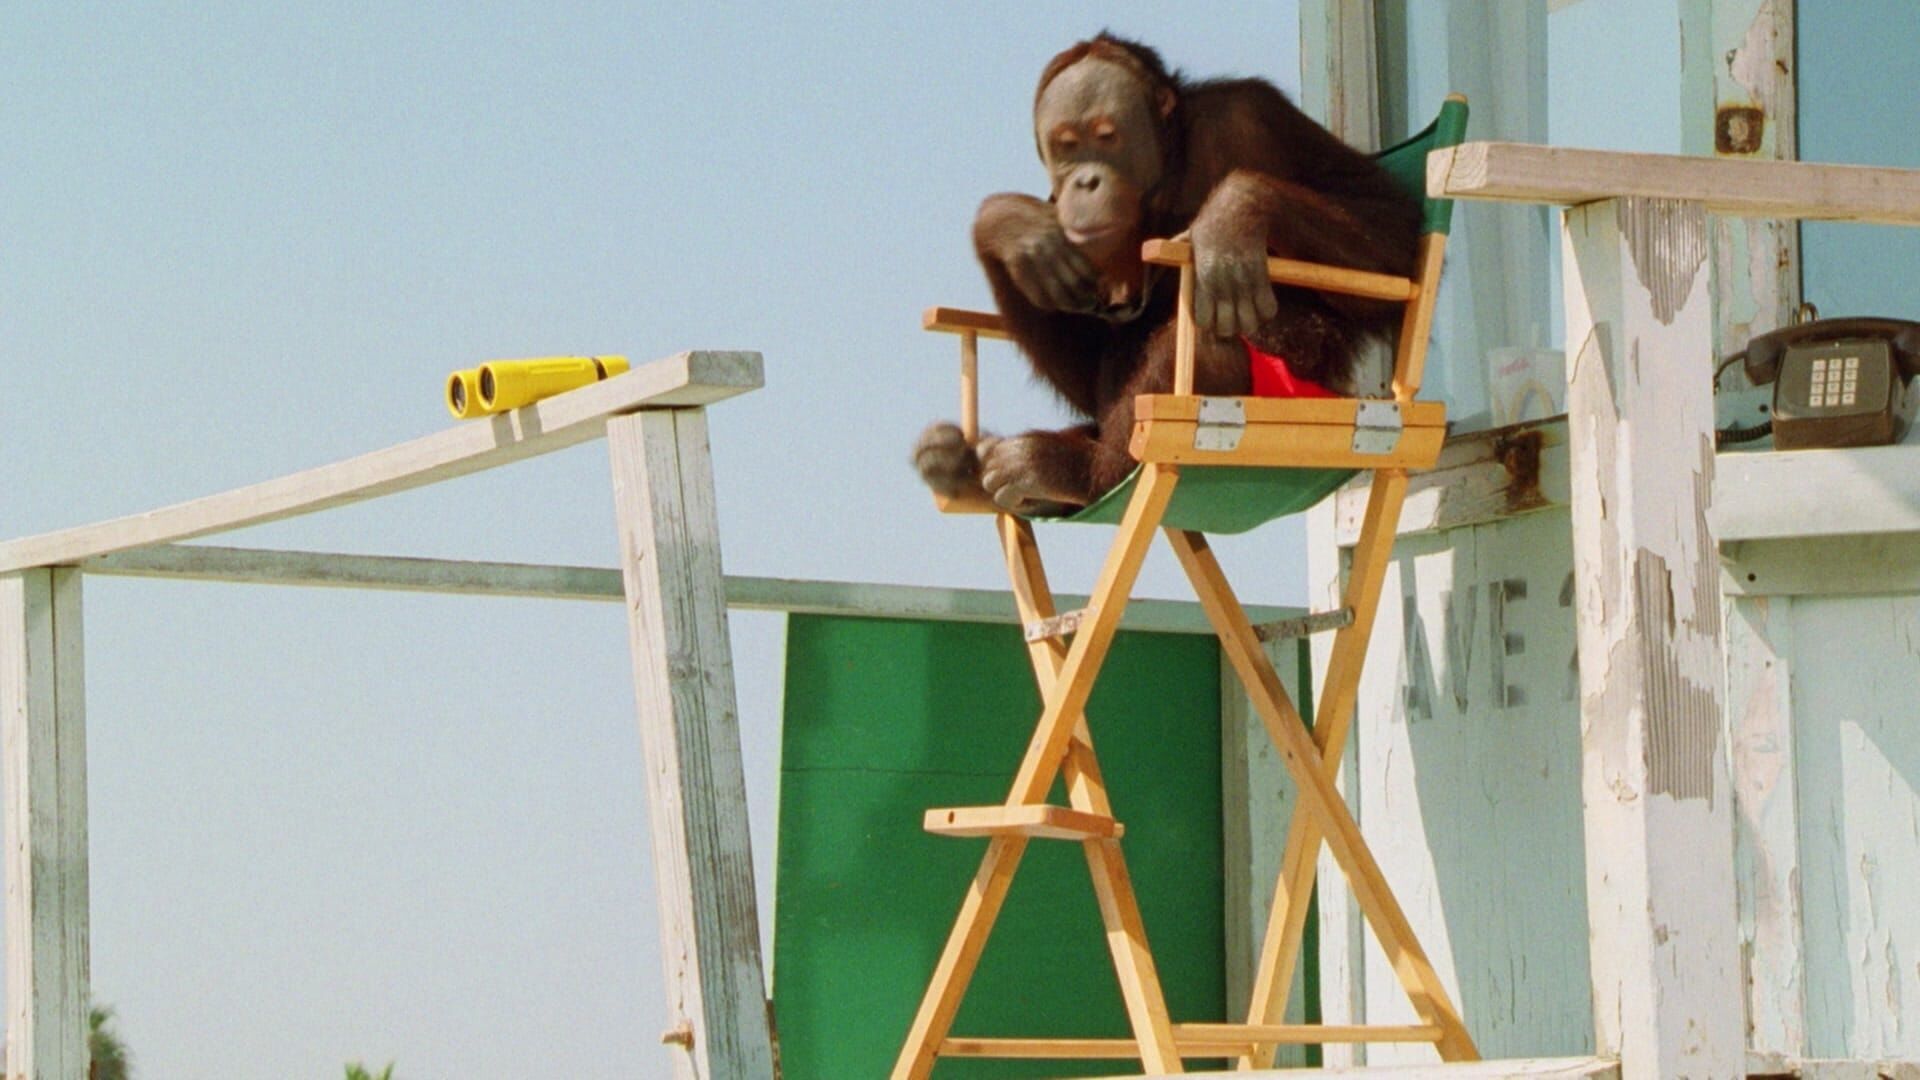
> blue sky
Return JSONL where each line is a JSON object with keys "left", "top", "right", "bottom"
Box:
{"left": 2, "top": 4, "right": 1305, "bottom": 1075}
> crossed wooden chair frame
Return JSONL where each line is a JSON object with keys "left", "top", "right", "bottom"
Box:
{"left": 894, "top": 226, "right": 1481, "bottom": 1077}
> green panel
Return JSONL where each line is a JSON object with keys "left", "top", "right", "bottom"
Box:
{"left": 1048, "top": 463, "right": 1355, "bottom": 534}
{"left": 774, "top": 615, "right": 1226, "bottom": 1078}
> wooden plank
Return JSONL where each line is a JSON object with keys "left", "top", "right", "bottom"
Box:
{"left": 1, "top": 568, "right": 90, "bottom": 1079}
{"left": 1129, "top": 418, "right": 1445, "bottom": 471}
{"left": 921, "top": 804, "right": 1122, "bottom": 841}
{"left": 79, "top": 544, "right": 1300, "bottom": 632}
{"left": 1334, "top": 419, "right": 1569, "bottom": 545}
{"left": 1141, "top": 240, "right": 1418, "bottom": 302}
{"left": 922, "top": 306, "right": 1010, "bottom": 340}
{"left": 1561, "top": 197, "right": 1741, "bottom": 1079}
{"left": 88, "top": 544, "right": 627, "bottom": 601}
{"left": 1429, "top": 141, "right": 1920, "bottom": 225}
{"left": 1748, "top": 1055, "right": 1920, "bottom": 1080}
{"left": 1724, "top": 595, "right": 1807, "bottom": 1056}
{"left": 0, "top": 350, "right": 762, "bottom": 574}
{"left": 1136, "top": 395, "right": 1447, "bottom": 427}
{"left": 940, "top": 1025, "right": 1445, "bottom": 1059}
{"left": 1723, "top": 534, "right": 1920, "bottom": 597}
{"left": 1177, "top": 1023, "right": 1442, "bottom": 1045}
{"left": 1713, "top": 445, "right": 1920, "bottom": 542}
{"left": 606, "top": 408, "right": 774, "bottom": 1080}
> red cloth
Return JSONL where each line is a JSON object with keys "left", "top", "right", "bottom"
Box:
{"left": 1245, "top": 338, "right": 1336, "bottom": 398}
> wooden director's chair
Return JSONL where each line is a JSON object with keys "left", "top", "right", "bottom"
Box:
{"left": 897, "top": 96, "right": 1476, "bottom": 1077}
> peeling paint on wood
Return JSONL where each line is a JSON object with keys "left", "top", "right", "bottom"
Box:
{"left": 1726, "top": 593, "right": 1808, "bottom": 1056}
{"left": 1562, "top": 196, "right": 1742, "bottom": 1079}
{"left": 1682, "top": 0, "right": 1801, "bottom": 358}
{"left": 1619, "top": 198, "right": 1709, "bottom": 326}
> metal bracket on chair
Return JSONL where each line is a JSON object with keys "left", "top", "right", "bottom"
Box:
{"left": 1193, "top": 396, "right": 1246, "bottom": 451}
{"left": 1352, "top": 401, "right": 1404, "bottom": 455}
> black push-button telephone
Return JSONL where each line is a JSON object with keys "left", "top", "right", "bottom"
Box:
{"left": 1731, "top": 317, "right": 1920, "bottom": 450}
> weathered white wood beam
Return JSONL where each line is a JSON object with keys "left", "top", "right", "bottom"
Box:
{"left": 1, "top": 568, "right": 90, "bottom": 1079}
{"left": 1562, "top": 197, "right": 1743, "bottom": 1080}
{"left": 78, "top": 544, "right": 1299, "bottom": 633}
{"left": 608, "top": 407, "right": 774, "bottom": 1080}
{"left": 1724, "top": 596, "right": 1807, "bottom": 1055}
{"left": 1333, "top": 419, "right": 1570, "bottom": 546}
{"left": 1723, "top": 535, "right": 1920, "bottom": 597}
{"left": 87, "top": 545, "right": 625, "bottom": 601}
{"left": 1712, "top": 445, "right": 1920, "bottom": 541}
{"left": 1679, "top": 0, "right": 1801, "bottom": 355}
{"left": 1431, "top": 142, "right": 1920, "bottom": 226}
{"left": 0, "top": 350, "right": 762, "bottom": 574}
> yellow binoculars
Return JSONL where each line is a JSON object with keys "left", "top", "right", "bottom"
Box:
{"left": 446, "top": 355, "right": 631, "bottom": 419}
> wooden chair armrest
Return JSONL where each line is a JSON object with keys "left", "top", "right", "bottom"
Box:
{"left": 1140, "top": 238, "right": 1417, "bottom": 303}
{"left": 923, "top": 306, "right": 1010, "bottom": 340}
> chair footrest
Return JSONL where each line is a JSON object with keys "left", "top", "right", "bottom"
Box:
{"left": 939, "top": 1023, "right": 1446, "bottom": 1059}
{"left": 923, "top": 804, "right": 1123, "bottom": 840}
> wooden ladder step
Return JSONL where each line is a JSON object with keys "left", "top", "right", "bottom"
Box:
{"left": 923, "top": 804, "right": 1123, "bottom": 840}
{"left": 940, "top": 1023, "right": 1445, "bottom": 1059}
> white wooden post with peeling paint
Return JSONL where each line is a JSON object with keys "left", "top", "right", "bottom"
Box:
{"left": 1682, "top": 0, "right": 1809, "bottom": 1059}
{"left": 1561, "top": 197, "right": 1743, "bottom": 1080}
{"left": 1, "top": 567, "right": 91, "bottom": 1080}
{"left": 607, "top": 408, "right": 776, "bottom": 1080}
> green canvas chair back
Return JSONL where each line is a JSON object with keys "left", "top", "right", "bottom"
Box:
{"left": 1043, "top": 95, "right": 1469, "bottom": 534}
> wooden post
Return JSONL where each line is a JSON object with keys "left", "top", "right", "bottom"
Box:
{"left": 1, "top": 567, "right": 91, "bottom": 1079}
{"left": 1680, "top": 0, "right": 1800, "bottom": 356}
{"left": 1683, "top": 2, "right": 1805, "bottom": 1058}
{"left": 1561, "top": 197, "right": 1743, "bottom": 1080}
{"left": 608, "top": 408, "right": 776, "bottom": 1080}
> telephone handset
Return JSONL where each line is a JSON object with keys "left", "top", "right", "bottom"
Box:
{"left": 1734, "top": 316, "right": 1920, "bottom": 450}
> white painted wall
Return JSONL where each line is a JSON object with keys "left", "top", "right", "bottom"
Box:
{"left": 1349, "top": 508, "right": 1592, "bottom": 1063}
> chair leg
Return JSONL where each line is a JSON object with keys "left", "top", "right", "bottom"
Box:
{"left": 1166, "top": 524, "right": 1478, "bottom": 1065}
{"left": 891, "top": 831, "right": 1035, "bottom": 1080}
{"left": 892, "top": 465, "right": 1183, "bottom": 1078}
{"left": 998, "top": 517, "right": 1183, "bottom": 1074}
{"left": 1237, "top": 469, "right": 1413, "bottom": 1068}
